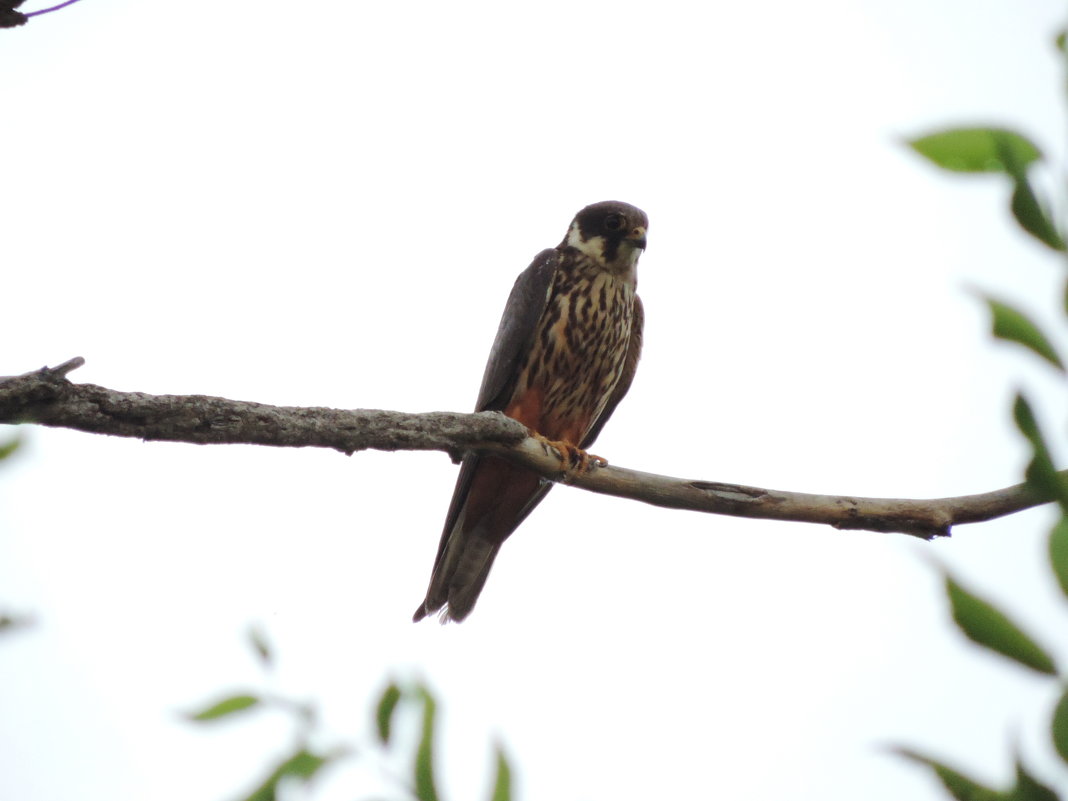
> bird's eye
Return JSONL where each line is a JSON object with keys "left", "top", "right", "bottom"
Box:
{"left": 603, "top": 214, "right": 625, "bottom": 231}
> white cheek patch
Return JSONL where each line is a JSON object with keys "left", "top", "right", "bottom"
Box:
{"left": 565, "top": 223, "right": 607, "bottom": 262}
{"left": 565, "top": 221, "right": 583, "bottom": 248}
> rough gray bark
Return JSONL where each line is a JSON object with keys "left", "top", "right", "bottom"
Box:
{"left": 0, "top": 358, "right": 1054, "bottom": 540}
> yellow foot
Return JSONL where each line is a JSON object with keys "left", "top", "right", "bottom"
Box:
{"left": 530, "top": 432, "right": 608, "bottom": 477}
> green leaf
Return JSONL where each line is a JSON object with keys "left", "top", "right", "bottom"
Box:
{"left": 280, "top": 749, "right": 329, "bottom": 780}
{"left": 1013, "top": 394, "right": 1068, "bottom": 511}
{"left": 237, "top": 748, "right": 332, "bottom": 801}
{"left": 490, "top": 743, "right": 512, "bottom": 801}
{"left": 896, "top": 748, "right": 1006, "bottom": 801}
{"left": 1008, "top": 760, "right": 1059, "bottom": 801}
{"left": 1010, "top": 176, "right": 1067, "bottom": 251}
{"left": 908, "top": 127, "right": 1064, "bottom": 250}
{"left": 1048, "top": 518, "right": 1068, "bottom": 601}
{"left": 375, "top": 682, "right": 402, "bottom": 744}
{"left": 247, "top": 624, "right": 273, "bottom": 669}
{"left": 0, "top": 435, "right": 21, "bottom": 461}
{"left": 414, "top": 686, "right": 440, "bottom": 801}
{"left": 239, "top": 770, "right": 280, "bottom": 801}
{"left": 946, "top": 574, "right": 1057, "bottom": 675}
{"left": 908, "top": 128, "right": 1043, "bottom": 174}
{"left": 186, "top": 693, "right": 262, "bottom": 722}
{"left": 1052, "top": 685, "right": 1068, "bottom": 766}
{"left": 985, "top": 298, "right": 1065, "bottom": 370}
{"left": 1056, "top": 29, "right": 1066, "bottom": 54}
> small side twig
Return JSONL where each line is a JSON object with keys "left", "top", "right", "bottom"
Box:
{"left": 3, "top": 0, "right": 83, "bottom": 28}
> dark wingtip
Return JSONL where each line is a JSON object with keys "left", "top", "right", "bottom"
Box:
{"left": 412, "top": 603, "right": 428, "bottom": 623}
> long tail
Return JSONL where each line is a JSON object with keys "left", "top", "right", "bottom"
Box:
{"left": 413, "top": 456, "right": 549, "bottom": 623}
{"left": 413, "top": 532, "right": 501, "bottom": 623}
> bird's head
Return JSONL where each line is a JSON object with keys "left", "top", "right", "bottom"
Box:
{"left": 562, "top": 200, "right": 648, "bottom": 277}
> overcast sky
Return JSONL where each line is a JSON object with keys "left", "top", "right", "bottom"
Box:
{"left": 4, "top": 1, "right": 1068, "bottom": 800}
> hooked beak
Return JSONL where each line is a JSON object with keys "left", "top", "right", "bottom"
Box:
{"left": 626, "top": 226, "right": 648, "bottom": 251}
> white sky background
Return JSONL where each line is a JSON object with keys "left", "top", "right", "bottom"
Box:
{"left": 3, "top": 1, "right": 1068, "bottom": 799}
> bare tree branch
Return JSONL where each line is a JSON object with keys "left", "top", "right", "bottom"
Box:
{"left": 0, "top": 357, "right": 527, "bottom": 458}
{"left": 0, "top": 359, "right": 1055, "bottom": 540}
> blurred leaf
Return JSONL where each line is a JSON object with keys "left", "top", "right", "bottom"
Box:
{"left": 907, "top": 128, "right": 1063, "bottom": 249}
{"left": 908, "top": 128, "right": 1042, "bottom": 173}
{"left": 237, "top": 748, "right": 332, "bottom": 801}
{"left": 1009, "top": 760, "right": 1059, "bottom": 801}
{"left": 0, "top": 612, "right": 33, "bottom": 634}
{"left": 280, "top": 748, "right": 329, "bottom": 780}
{"left": 1049, "top": 518, "right": 1068, "bottom": 600}
{"left": 186, "top": 693, "right": 262, "bottom": 722}
{"left": 490, "top": 743, "right": 512, "bottom": 801}
{"left": 946, "top": 574, "right": 1057, "bottom": 675}
{"left": 0, "top": 435, "right": 21, "bottom": 461}
{"left": 896, "top": 748, "right": 1006, "bottom": 801}
{"left": 985, "top": 298, "right": 1065, "bottom": 370}
{"left": 1056, "top": 29, "right": 1067, "bottom": 53}
{"left": 1053, "top": 685, "right": 1068, "bottom": 766}
{"left": 375, "top": 682, "right": 402, "bottom": 744}
{"left": 1010, "top": 176, "right": 1067, "bottom": 251}
{"left": 1014, "top": 394, "right": 1068, "bottom": 511}
{"left": 247, "top": 624, "right": 273, "bottom": 669}
{"left": 414, "top": 686, "right": 440, "bottom": 801}
{"left": 239, "top": 771, "right": 279, "bottom": 801}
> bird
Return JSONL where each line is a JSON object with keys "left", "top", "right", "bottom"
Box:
{"left": 413, "top": 200, "right": 648, "bottom": 623}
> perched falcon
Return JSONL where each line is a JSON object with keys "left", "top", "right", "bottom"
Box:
{"left": 413, "top": 201, "right": 648, "bottom": 623}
